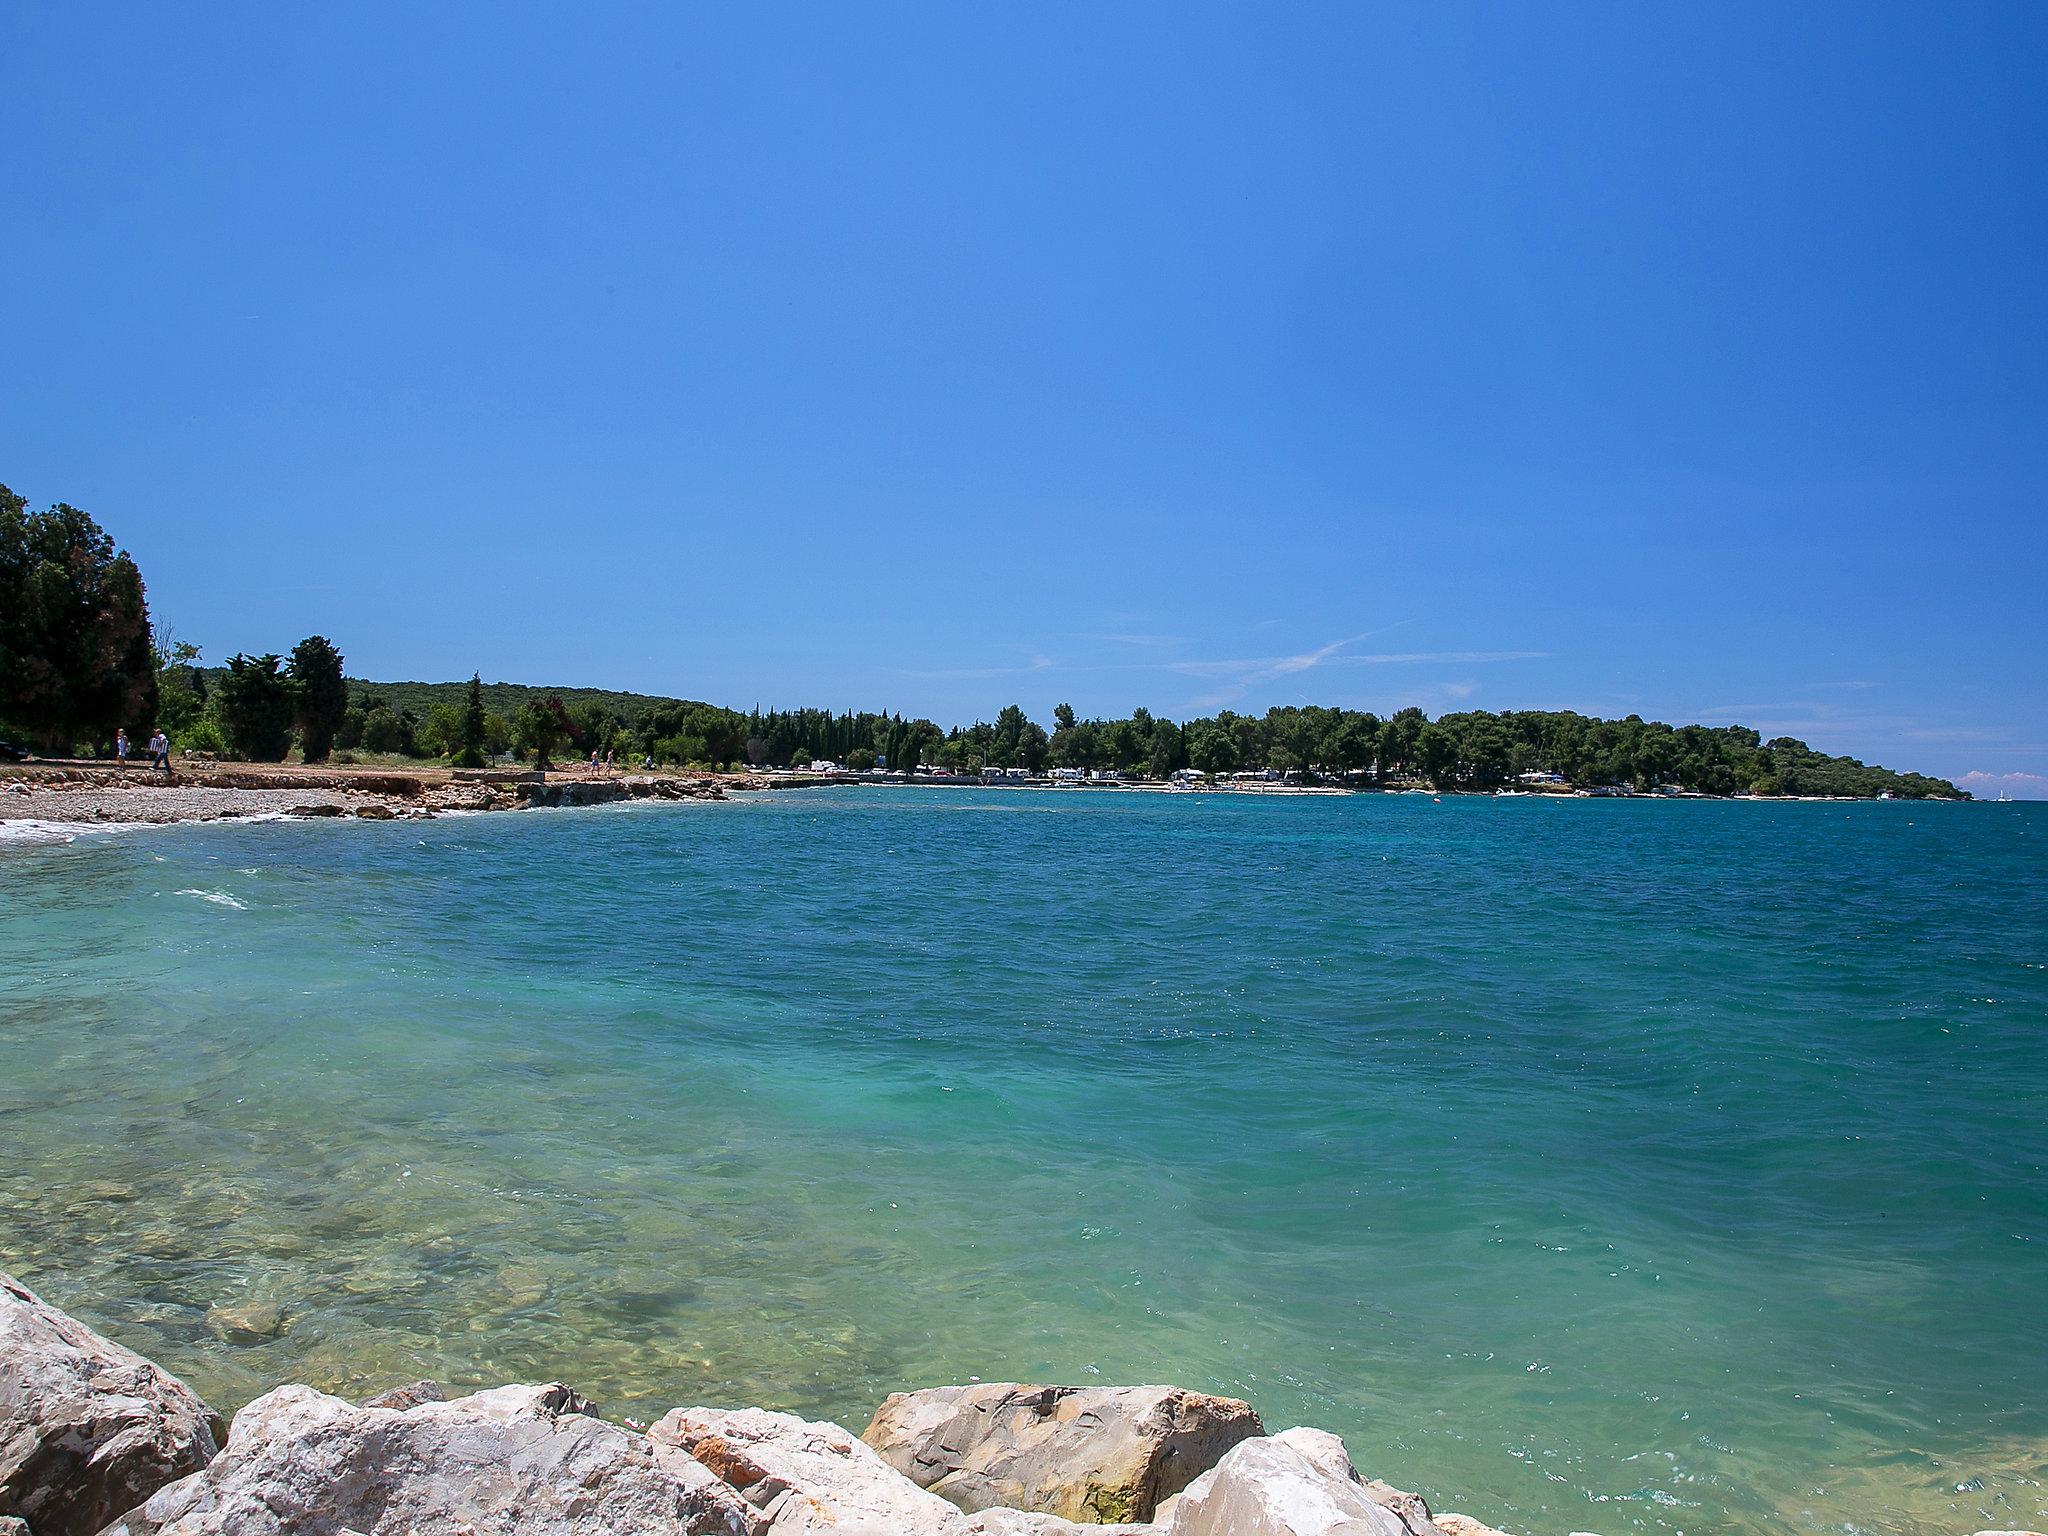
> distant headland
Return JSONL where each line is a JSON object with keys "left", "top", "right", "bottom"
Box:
{"left": 1, "top": 486, "right": 1966, "bottom": 805}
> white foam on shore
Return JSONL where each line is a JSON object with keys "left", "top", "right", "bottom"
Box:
{"left": 0, "top": 818, "right": 121, "bottom": 845}
{"left": 176, "top": 888, "right": 249, "bottom": 910}
{"left": 0, "top": 807, "right": 311, "bottom": 845}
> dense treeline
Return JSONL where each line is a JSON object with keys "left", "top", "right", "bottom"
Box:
{"left": 295, "top": 686, "right": 1964, "bottom": 800}
{"left": 1028, "top": 702, "right": 1967, "bottom": 799}
{"left": 0, "top": 487, "right": 1966, "bottom": 798}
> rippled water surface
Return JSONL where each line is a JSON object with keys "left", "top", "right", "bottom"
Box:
{"left": 2, "top": 790, "right": 2043, "bottom": 1535}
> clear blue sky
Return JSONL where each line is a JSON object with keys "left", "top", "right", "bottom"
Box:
{"left": 5, "top": 4, "right": 2044, "bottom": 792}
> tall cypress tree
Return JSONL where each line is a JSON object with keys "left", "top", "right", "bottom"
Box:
{"left": 287, "top": 635, "right": 347, "bottom": 762}
{"left": 454, "top": 673, "right": 487, "bottom": 768}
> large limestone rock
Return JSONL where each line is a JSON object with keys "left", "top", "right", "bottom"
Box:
{"left": 654, "top": 1404, "right": 969, "bottom": 1533}
{"left": 966, "top": 1511, "right": 1158, "bottom": 1535}
{"left": 863, "top": 1384, "right": 1263, "bottom": 1524}
{"left": 103, "top": 1382, "right": 754, "bottom": 1536}
{"left": 0, "top": 1270, "right": 223, "bottom": 1536}
{"left": 652, "top": 1407, "right": 1161, "bottom": 1536}
{"left": 1268, "top": 1429, "right": 1445, "bottom": 1536}
{"left": 1433, "top": 1516, "right": 1517, "bottom": 1536}
{"left": 1161, "top": 1435, "right": 1409, "bottom": 1536}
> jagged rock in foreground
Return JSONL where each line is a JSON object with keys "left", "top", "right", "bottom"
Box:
{"left": 653, "top": 1404, "right": 969, "bottom": 1533}
{"left": 1266, "top": 1427, "right": 1448, "bottom": 1536}
{"left": 1153, "top": 1425, "right": 1464, "bottom": 1536}
{"left": 1162, "top": 1434, "right": 1414, "bottom": 1536}
{"left": 863, "top": 1383, "right": 1264, "bottom": 1524}
{"left": 7, "top": 1266, "right": 1548, "bottom": 1536}
{"left": 0, "top": 1271, "right": 223, "bottom": 1536}
{"left": 653, "top": 1405, "right": 1160, "bottom": 1534}
{"left": 1433, "top": 1515, "right": 1516, "bottom": 1536}
{"left": 103, "top": 1383, "right": 754, "bottom": 1536}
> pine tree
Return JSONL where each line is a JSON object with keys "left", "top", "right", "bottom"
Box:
{"left": 217, "top": 654, "right": 295, "bottom": 761}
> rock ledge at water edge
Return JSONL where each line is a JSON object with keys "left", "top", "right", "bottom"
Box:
{"left": 4, "top": 1267, "right": 1580, "bottom": 1536}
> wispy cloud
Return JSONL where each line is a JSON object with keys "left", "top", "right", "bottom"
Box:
{"left": 1175, "top": 633, "right": 1369, "bottom": 705}
{"left": 1171, "top": 646, "right": 1544, "bottom": 681}
{"left": 1694, "top": 699, "right": 2026, "bottom": 748}
{"left": 1350, "top": 650, "right": 1548, "bottom": 666}
{"left": 883, "top": 631, "right": 1546, "bottom": 712}
{"left": 1079, "top": 632, "right": 1185, "bottom": 650}
{"left": 1174, "top": 637, "right": 1546, "bottom": 708}
{"left": 1954, "top": 770, "right": 2048, "bottom": 800}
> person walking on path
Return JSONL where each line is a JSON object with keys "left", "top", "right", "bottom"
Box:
{"left": 115, "top": 729, "right": 130, "bottom": 770}
{"left": 148, "top": 729, "right": 171, "bottom": 773}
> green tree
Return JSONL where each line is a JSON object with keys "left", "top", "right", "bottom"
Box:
{"left": 1049, "top": 718, "right": 1095, "bottom": 770}
{"left": 454, "top": 674, "right": 488, "bottom": 768}
{"left": 1414, "top": 722, "right": 1458, "bottom": 788}
{"left": 1378, "top": 708, "right": 1425, "bottom": 777}
{"left": 1019, "top": 720, "right": 1050, "bottom": 771}
{"left": 1187, "top": 721, "right": 1239, "bottom": 775}
{"left": 1323, "top": 714, "right": 1379, "bottom": 774}
{"left": 215, "top": 654, "right": 295, "bottom": 761}
{"left": 288, "top": 635, "right": 348, "bottom": 762}
{"left": 570, "top": 702, "right": 620, "bottom": 755}
{"left": 1103, "top": 717, "right": 1146, "bottom": 773}
{"left": 155, "top": 636, "right": 207, "bottom": 739}
{"left": 0, "top": 487, "right": 157, "bottom": 751}
{"left": 356, "top": 701, "right": 417, "bottom": 755}
{"left": 515, "top": 696, "right": 575, "bottom": 768}
{"left": 419, "top": 703, "right": 465, "bottom": 758}
{"left": 991, "top": 704, "right": 1030, "bottom": 767}
{"left": 1147, "top": 719, "right": 1185, "bottom": 778}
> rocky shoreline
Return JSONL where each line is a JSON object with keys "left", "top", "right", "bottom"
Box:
{"left": 0, "top": 764, "right": 751, "bottom": 830}
{"left": 3, "top": 1271, "right": 2041, "bottom": 1536}
{"left": 0, "top": 1268, "right": 1469, "bottom": 1536}
{"left": 0, "top": 764, "right": 1958, "bottom": 835}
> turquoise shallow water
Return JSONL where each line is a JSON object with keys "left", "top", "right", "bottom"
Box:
{"left": 2, "top": 790, "right": 2044, "bottom": 1535}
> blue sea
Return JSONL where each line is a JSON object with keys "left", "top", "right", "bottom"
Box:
{"left": 2, "top": 789, "right": 2043, "bottom": 1535}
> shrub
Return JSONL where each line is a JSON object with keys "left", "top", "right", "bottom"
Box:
{"left": 177, "top": 717, "right": 227, "bottom": 755}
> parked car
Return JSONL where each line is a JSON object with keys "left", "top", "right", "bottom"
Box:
{"left": 0, "top": 740, "right": 28, "bottom": 762}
